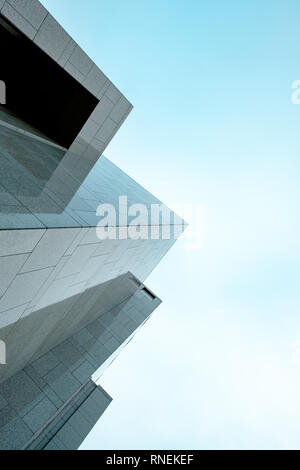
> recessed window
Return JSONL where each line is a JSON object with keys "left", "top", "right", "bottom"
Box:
{"left": 0, "top": 14, "right": 98, "bottom": 149}
{"left": 142, "top": 287, "right": 156, "bottom": 300}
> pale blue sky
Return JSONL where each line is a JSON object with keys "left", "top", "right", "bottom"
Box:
{"left": 42, "top": 0, "right": 300, "bottom": 449}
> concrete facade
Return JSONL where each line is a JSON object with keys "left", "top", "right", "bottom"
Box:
{"left": 0, "top": 0, "right": 185, "bottom": 450}
{"left": 0, "top": 276, "right": 160, "bottom": 449}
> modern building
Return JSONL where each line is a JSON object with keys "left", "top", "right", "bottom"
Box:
{"left": 0, "top": 0, "right": 185, "bottom": 450}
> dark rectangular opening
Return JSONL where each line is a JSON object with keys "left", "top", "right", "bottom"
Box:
{"left": 142, "top": 287, "right": 156, "bottom": 300}
{"left": 0, "top": 14, "right": 98, "bottom": 149}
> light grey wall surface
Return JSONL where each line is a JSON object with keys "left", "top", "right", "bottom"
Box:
{"left": 0, "top": 224, "right": 174, "bottom": 377}
{"left": 0, "top": 268, "right": 162, "bottom": 381}
{"left": 41, "top": 383, "right": 113, "bottom": 451}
